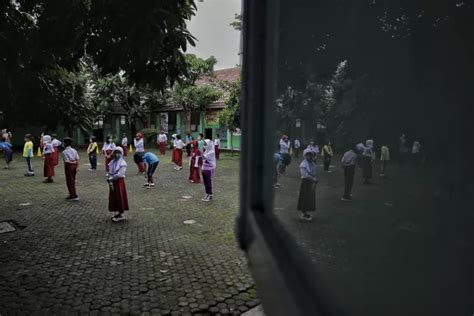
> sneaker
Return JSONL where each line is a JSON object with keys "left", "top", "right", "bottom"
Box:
{"left": 71, "top": 197, "right": 79, "bottom": 202}
{"left": 112, "top": 215, "right": 125, "bottom": 222}
{"left": 300, "top": 214, "right": 313, "bottom": 221}
{"left": 88, "top": 168, "right": 94, "bottom": 171}
{"left": 143, "top": 183, "right": 150, "bottom": 187}
{"left": 341, "top": 197, "right": 352, "bottom": 201}
{"left": 177, "top": 167, "right": 183, "bottom": 171}
{"left": 43, "top": 179, "right": 53, "bottom": 183}
{"left": 201, "top": 195, "right": 210, "bottom": 202}
{"left": 147, "top": 183, "right": 155, "bottom": 189}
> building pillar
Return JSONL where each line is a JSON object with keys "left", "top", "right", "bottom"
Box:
{"left": 176, "top": 113, "right": 182, "bottom": 136}
{"left": 199, "top": 111, "right": 205, "bottom": 134}
{"left": 115, "top": 116, "right": 120, "bottom": 140}
{"left": 227, "top": 129, "right": 232, "bottom": 149}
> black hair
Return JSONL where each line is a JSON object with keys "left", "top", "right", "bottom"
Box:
{"left": 199, "top": 133, "right": 204, "bottom": 137}
{"left": 91, "top": 136, "right": 97, "bottom": 142}
{"left": 177, "top": 135, "right": 182, "bottom": 140}
{"left": 25, "top": 134, "right": 32, "bottom": 140}
{"left": 63, "top": 137, "right": 73, "bottom": 146}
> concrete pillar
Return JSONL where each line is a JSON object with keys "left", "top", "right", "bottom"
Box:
{"left": 176, "top": 113, "right": 182, "bottom": 136}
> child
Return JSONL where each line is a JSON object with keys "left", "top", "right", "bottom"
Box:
{"left": 297, "top": 149, "right": 317, "bottom": 221}
{"left": 157, "top": 130, "right": 168, "bottom": 155}
{"left": 185, "top": 133, "right": 193, "bottom": 157}
{"left": 279, "top": 135, "right": 291, "bottom": 174}
{"left": 380, "top": 144, "right": 390, "bottom": 177}
{"left": 42, "top": 135, "right": 55, "bottom": 183}
{"left": 322, "top": 141, "right": 333, "bottom": 172}
{"left": 142, "top": 151, "right": 160, "bottom": 188}
{"left": 361, "top": 139, "right": 375, "bottom": 184}
{"left": 23, "top": 134, "right": 35, "bottom": 176}
{"left": 173, "top": 135, "right": 185, "bottom": 171}
{"left": 341, "top": 145, "right": 357, "bottom": 201}
{"left": 0, "top": 138, "right": 13, "bottom": 169}
{"left": 171, "top": 134, "right": 177, "bottom": 164}
{"left": 133, "top": 133, "right": 145, "bottom": 174}
{"left": 274, "top": 151, "right": 284, "bottom": 188}
{"left": 87, "top": 136, "right": 98, "bottom": 170}
{"left": 214, "top": 134, "right": 221, "bottom": 160}
{"left": 201, "top": 139, "right": 216, "bottom": 202}
{"left": 51, "top": 134, "right": 62, "bottom": 167}
{"left": 62, "top": 137, "right": 80, "bottom": 201}
{"left": 102, "top": 136, "right": 116, "bottom": 175}
{"left": 197, "top": 133, "right": 205, "bottom": 153}
{"left": 189, "top": 140, "right": 202, "bottom": 183}
{"left": 306, "top": 141, "right": 320, "bottom": 164}
{"left": 108, "top": 147, "right": 129, "bottom": 222}
{"left": 121, "top": 133, "right": 128, "bottom": 157}
{"left": 412, "top": 140, "right": 421, "bottom": 166}
{"left": 293, "top": 139, "right": 301, "bottom": 158}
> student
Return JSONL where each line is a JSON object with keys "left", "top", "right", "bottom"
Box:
{"left": 157, "top": 130, "right": 168, "bottom": 155}
{"left": 102, "top": 136, "right": 116, "bottom": 175}
{"left": 142, "top": 151, "right": 160, "bottom": 188}
{"left": 87, "top": 136, "right": 98, "bottom": 170}
{"left": 185, "top": 133, "right": 193, "bottom": 157}
{"left": 62, "top": 137, "right": 80, "bottom": 201}
{"left": 171, "top": 134, "right": 177, "bottom": 165}
{"left": 279, "top": 135, "right": 291, "bottom": 174}
{"left": 306, "top": 141, "right": 320, "bottom": 164}
{"left": 189, "top": 140, "right": 202, "bottom": 183}
{"left": 322, "top": 141, "right": 334, "bottom": 172}
{"left": 51, "top": 134, "right": 62, "bottom": 167}
{"left": 133, "top": 133, "right": 145, "bottom": 174}
{"left": 2, "top": 129, "right": 12, "bottom": 144}
{"left": 0, "top": 138, "right": 13, "bottom": 169}
{"left": 107, "top": 147, "right": 129, "bottom": 222}
{"left": 201, "top": 139, "right": 216, "bottom": 202}
{"left": 293, "top": 139, "right": 301, "bottom": 158}
{"left": 297, "top": 149, "right": 317, "bottom": 221}
{"left": 23, "top": 134, "right": 35, "bottom": 176}
{"left": 380, "top": 144, "right": 390, "bottom": 177}
{"left": 361, "top": 139, "right": 375, "bottom": 184}
{"left": 121, "top": 133, "right": 128, "bottom": 157}
{"left": 214, "top": 134, "right": 221, "bottom": 160}
{"left": 341, "top": 145, "right": 357, "bottom": 201}
{"left": 42, "top": 135, "right": 55, "bottom": 183}
{"left": 173, "top": 135, "right": 185, "bottom": 171}
{"left": 412, "top": 140, "right": 421, "bottom": 166}
{"left": 273, "top": 151, "right": 284, "bottom": 188}
{"left": 197, "top": 133, "right": 205, "bottom": 153}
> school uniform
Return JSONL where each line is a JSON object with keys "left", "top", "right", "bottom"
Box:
{"left": 297, "top": 158, "right": 317, "bottom": 213}
{"left": 102, "top": 142, "right": 116, "bottom": 173}
{"left": 214, "top": 138, "right": 221, "bottom": 160}
{"left": 51, "top": 139, "right": 62, "bottom": 166}
{"left": 174, "top": 139, "right": 185, "bottom": 167}
{"left": 0, "top": 141, "right": 13, "bottom": 165}
{"left": 322, "top": 144, "right": 333, "bottom": 171}
{"left": 189, "top": 141, "right": 202, "bottom": 183}
{"left": 380, "top": 146, "right": 390, "bottom": 175}
{"left": 87, "top": 142, "right": 98, "bottom": 169}
{"left": 157, "top": 133, "right": 168, "bottom": 155}
{"left": 108, "top": 157, "right": 129, "bottom": 213}
{"left": 43, "top": 142, "right": 55, "bottom": 178}
{"left": 362, "top": 140, "right": 375, "bottom": 183}
{"left": 185, "top": 135, "right": 193, "bottom": 157}
{"left": 133, "top": 138, "right": 145, "bottom": 173}
{"left": 341, "top": 149, "right": 357, "bottom": 199}
{"left": 202, "top": 141, "right": 216, "bottom": 198}
{"left": 279, "top": 139, "right": 291, "bottom": 173}
{"left": 171, "top": 138, "right": 178, "bottom": 164}
{"left": 63, "top": 146, "right": 80, "bottom": 199}
{"left": 121, "top": 137, "right": 128, "bottom": 156}
{"left": 142, "top": 152, "right": 159, "bottom": 183}
{"left": 23, "top": 140, "right": 34, "bottom": 175}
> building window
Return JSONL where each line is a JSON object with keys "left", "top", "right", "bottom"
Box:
{"left": 120, "top": 115, "right": 126, "bottom": 125}
{"left": 191, "top": 112, "right": 200, "bottom": 132}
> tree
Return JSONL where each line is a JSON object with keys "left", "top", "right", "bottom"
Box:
{"left": 169, "top": 54, "right": 221, "bottom": 133}
{"left": 218, "top": 77, "right": 241, "bottom": 152}
{"left": 230, "top": 13, "right": 242, "bottom": 31}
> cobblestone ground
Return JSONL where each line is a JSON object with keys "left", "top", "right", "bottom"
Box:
{"left": 0, "top": 150, "right": 259, "bottom": 315}
{"left": 274, "top": 156, "right": 473, "bottom": 316}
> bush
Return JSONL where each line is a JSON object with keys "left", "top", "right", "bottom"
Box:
{"left": 141, "top": 128, "right": 157, "bottom": 144}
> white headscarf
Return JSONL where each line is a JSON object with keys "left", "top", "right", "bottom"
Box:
{"left": 43, "top": 135, "right": 51, "bottom": 143}
{"left": 108, "top": 147, "right": 127, "bottom": 176}
{"left": 202, "top": 139, "right": 216, "bottom": 169}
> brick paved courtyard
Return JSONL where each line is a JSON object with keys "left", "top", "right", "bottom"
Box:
{"left": 0, "top": 150, "right": 258, "bottom": 315}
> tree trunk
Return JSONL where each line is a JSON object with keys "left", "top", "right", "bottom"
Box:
{"left": 185, "top": 109, "right": 192, "bottom": 134}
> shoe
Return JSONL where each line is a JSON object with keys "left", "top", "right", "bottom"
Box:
{"left": 300, "top": 214, "right": 313, "bottom": 221}
{"left": 143, "top": 183, "right": 150, "bottom": 187}
{"left": 71, "top": 197, "right": 79, "bottom": 201}
{"left": 147, "top": 183, "right": 155, "bottom": 188}
{"left": 341, "top": 197, "right": 352, "bottom": 201}
{"left": 177, "top": 167, "right": 183, "bottom": 171}
{"left": 112, "top": 215, "right": 125, "bottom": 222}
{"left": 43, "top": 179, "right": 53, "bottom": 183}
{"left": 201, "top": 195, "right": 210, "bottom": 202}
{"left": 88, "top": 168, "right": 94, "bottom": 171}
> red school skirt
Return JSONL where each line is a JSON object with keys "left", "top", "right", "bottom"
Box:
{"left": 53, "top": 149, "right": 60, "bottom": 166}
{"left": 174, "top": 149, "right": 183, "bottom": 167}
{"left": 109, "top": 178, "right": 129, "bottom": 212}
{"left": 44, "top": 153, "right": 55, "bottom": 177}
{"left": 105, "top": 150, "right": 113, "bottom": 172}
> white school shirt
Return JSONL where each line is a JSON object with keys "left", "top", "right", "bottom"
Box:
{"left": 341, "top": 150, "right": 357, "bottom": 166}
{"left": 175, "top": 139, "right": 185, "bottom": 150}
{"left": 307, "top": 145, "right": 319, "bottom": 155}
{"left": 108, "top": 157, "right": 127, "bottom": 181}
{"left": 134, "top": 138, "right": 144, "bottom": 152}
{"left": 102, "top": 142, "right": 116, "bottom": 153}
{"left": 121, "top": 137, "right": 128, "bottom": 147}
{"left": 299, "top": 159, "right": 317, "bottom": 181}
{"left": 279, "top": 139, "right": 290, "bottom": 154}
{"left": 52, "top": 139, "right": 62, "bottom": 148}
{"left": 158, "top": 133, "right": 168, "bottom": 143}
{"left": 62, "top": 147, "right": 80, "bottom": 163}
{"left": 412, "top": 141, "right": 421, "bottom": 154}
{"left": 214, "top": 138, "right": 221, "bottom": 148}
{"left": 43, "top": 143, "right": 55, "bottom": 154}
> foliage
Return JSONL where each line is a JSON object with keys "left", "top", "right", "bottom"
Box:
{"left": 217, "top": 78, "right": 241, "bottom": 131}
{"left": 230, "top": 13, "right": 242, "bottom": 31}
{"left": 140, "top": 128, "right": 157, "bottom": 144}
{"left": 169, "top": 54, "right": 221, "bottom": 132}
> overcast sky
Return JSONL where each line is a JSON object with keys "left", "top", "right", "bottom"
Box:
{"left": 187, "top": 0, "right": 241, "bottom": 70}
